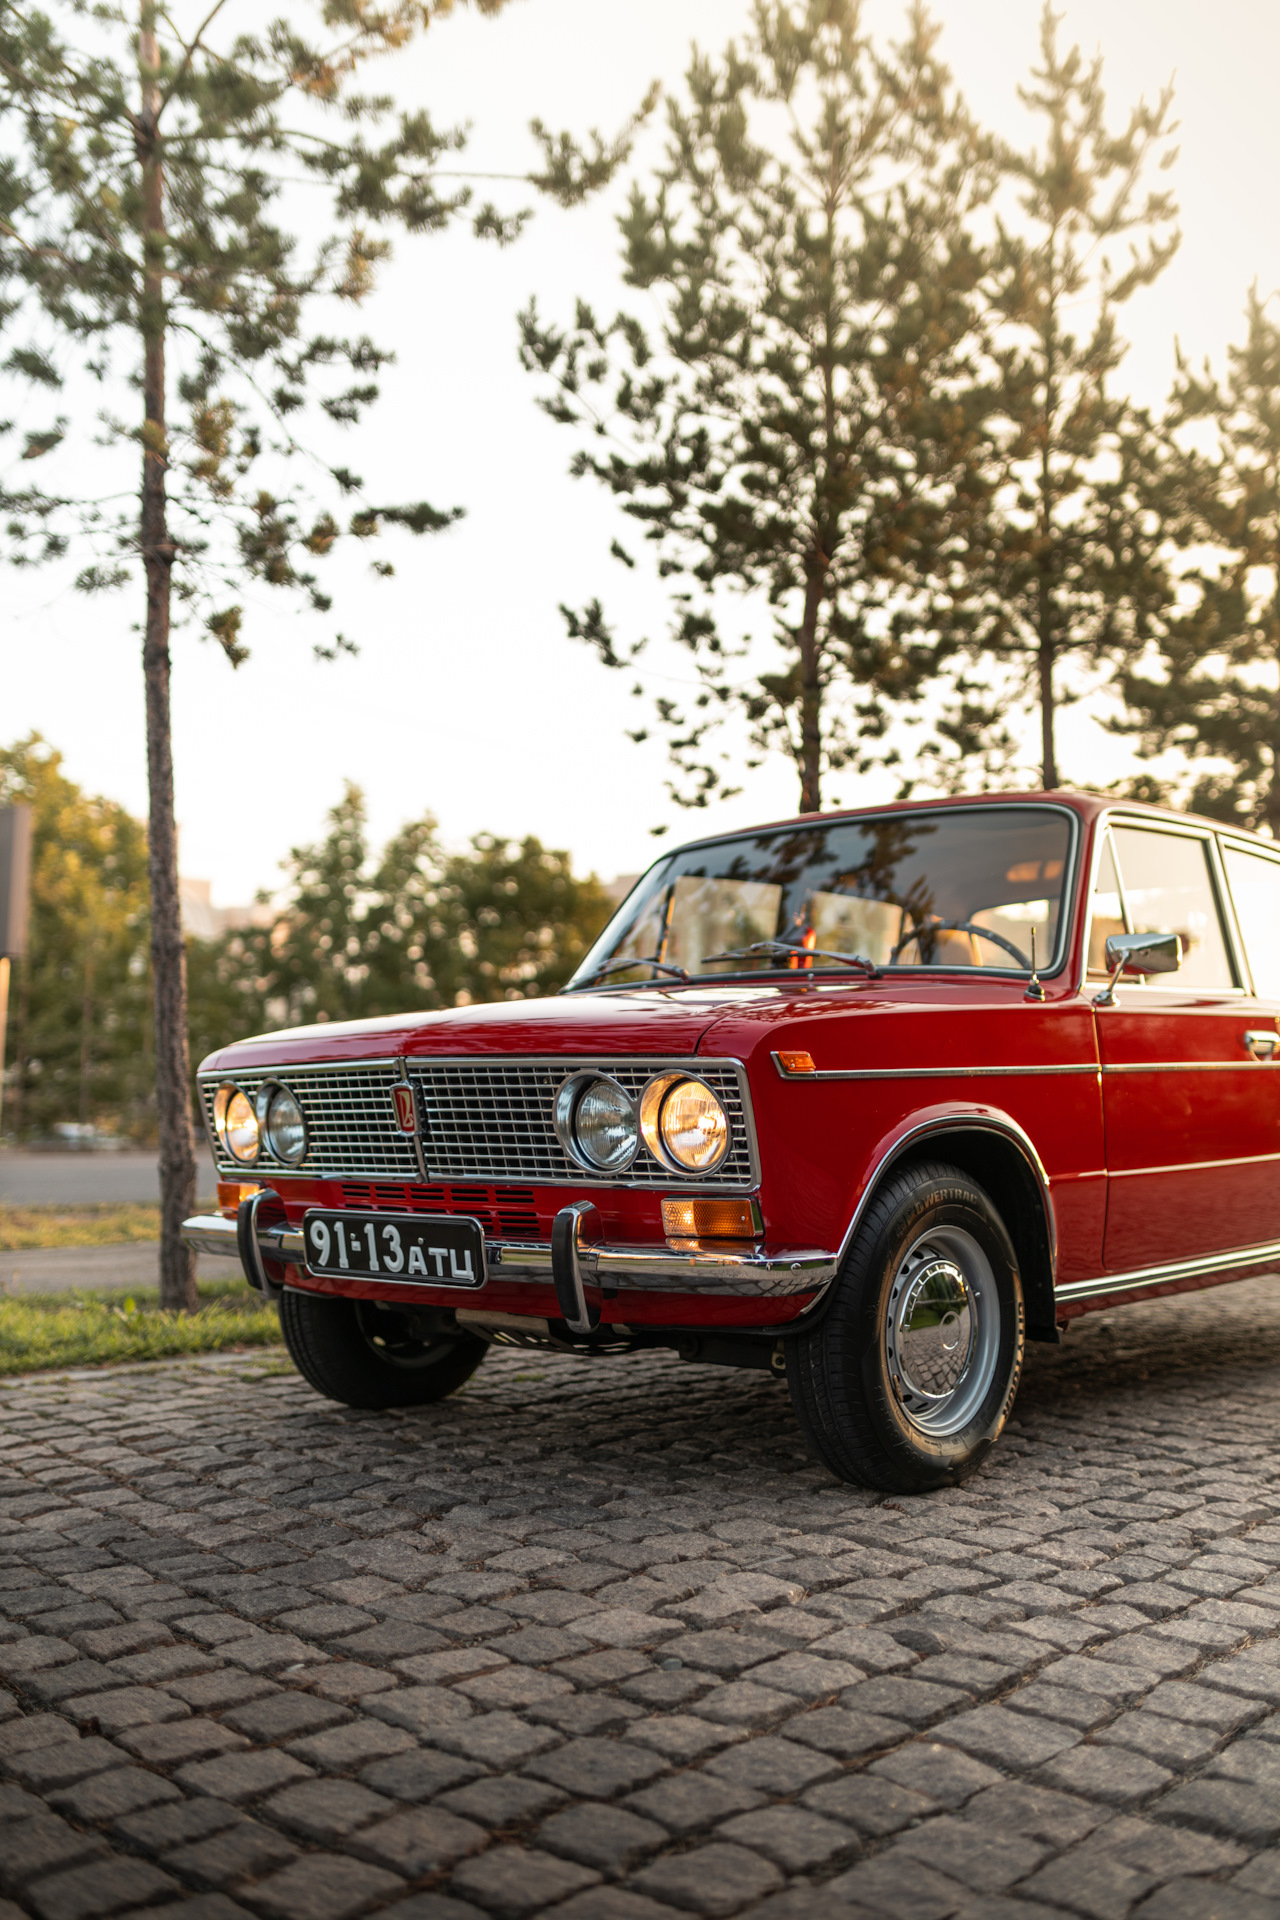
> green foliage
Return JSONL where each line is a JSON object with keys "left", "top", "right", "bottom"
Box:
{"left": 918, "top": 4, "right": 1181, "bottom": 790}
{"left": 0, "top": 0, "right": 653, "bottom": 656}
{"left": 1117, "top": 293, "right": 1280, "bottom": 833}
{"left": 187, "top": 785, "right": 613, "bottom": 1057}
{"left": 521, "top": 0, "right": 996, "bottom": 814}
{"left": 0, "top": 1281, "right": 281, "bottom": 1374}
{"left": 0, "top": 736, "right": 154, "bottom": 1140}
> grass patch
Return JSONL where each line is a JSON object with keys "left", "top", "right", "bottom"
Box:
{"left": 0, "top": 1278, "right": 283, "bottom": 1374}
{"left": 0, "top": 1202, "right": 175, "bottom": 1250}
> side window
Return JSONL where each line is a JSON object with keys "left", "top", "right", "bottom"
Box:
{"left": 1111, "top": 827, "right": 1235, "bottom": 990}
{"left": 1223, "top": 844, "right": 1280, "bottom": 997}
{"left": 1086, "top": 834, "right": 1126, "bottom": 979}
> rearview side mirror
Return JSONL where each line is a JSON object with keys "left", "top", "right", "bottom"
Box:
{"left": 1096, "top": 930, "right": 1182, "bottom": 1006}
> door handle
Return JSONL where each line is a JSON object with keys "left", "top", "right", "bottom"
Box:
{"left": 1243, "top": 1030, "right": 1279, "bottom": 1061}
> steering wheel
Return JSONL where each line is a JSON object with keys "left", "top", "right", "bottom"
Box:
{"left": 891, "top": 917, "right": 1032, "bottom": 969}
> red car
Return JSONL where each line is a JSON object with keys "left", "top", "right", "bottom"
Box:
{"left": 184, "top": 790, "right": 1280, "bottom": 1493}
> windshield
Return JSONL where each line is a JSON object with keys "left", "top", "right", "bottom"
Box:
{"left": 567, "top": 806, "right": 1074, "bottom": 989}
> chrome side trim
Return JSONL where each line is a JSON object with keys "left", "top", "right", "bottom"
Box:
{"left": 1057, "top": 1238, "right": 1280, "bottom": 1305}
{"left": 1101, "top": 1060, "right": 1276, "bottom": 1074}
{"left": 773, "top": 1055, "right": 1097, "bottom": 1082}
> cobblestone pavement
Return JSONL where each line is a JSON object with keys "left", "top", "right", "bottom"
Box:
{"left": 8, "top": 1284, "right": 1280, "bottom": 1920}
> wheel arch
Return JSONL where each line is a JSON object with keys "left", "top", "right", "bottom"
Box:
{"left": 840, "top": 1111, "right": 1059, "bottom": 1345}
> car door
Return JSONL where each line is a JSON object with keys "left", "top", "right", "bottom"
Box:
{"left": 1096, "top": 817, "right": 1272, "bottom": 1272}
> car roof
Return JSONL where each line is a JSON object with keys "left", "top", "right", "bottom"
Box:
{"left": 661, "top": 789, "right": 1276, "bottom": 861}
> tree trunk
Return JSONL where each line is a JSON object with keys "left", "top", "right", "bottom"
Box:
{"left": 1038, "top": 623, "right": 1057, "bottom": 790}
{"left": 78, "top": 951, "right": 93, "bottom": 1131}
{"left": 797, "top": 564, "right": 824, "bottom": 814}
{"left": 139, "top": 5, "right": 197, "bottom": 1312}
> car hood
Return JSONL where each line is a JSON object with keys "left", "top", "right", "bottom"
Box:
{"left": 197, "top": 986, "right": 765, "bottom": 1074}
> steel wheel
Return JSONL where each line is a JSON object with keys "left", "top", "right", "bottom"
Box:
{"left": 884, "top": 1225, "right": 1000, "bottom": 1438}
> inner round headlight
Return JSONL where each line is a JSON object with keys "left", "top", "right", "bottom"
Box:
{"left": 262, "top": 1085, "right": 306, "bottom": 1166}
{"left": 214, "top": 1083, "right": 259, "bottom": 1165}
{"left": 659, "top": 1078, "right": 730, "bottom": 1173}
{"left": 573, "top": 1077, "right": 638, "bottom": 1172}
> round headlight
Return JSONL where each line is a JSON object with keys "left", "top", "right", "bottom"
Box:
{"left": 555, "top": 1074, "right": 638, "bottom": 1172}
{"left": 658, "top": 1078, "right": 730, "bottom": 1173}
{"left": 262, "top": 1085, "right": 307, "bottom": 1166}
{"left": 214, "top": 1083, "right": 259, "bottom": 1165}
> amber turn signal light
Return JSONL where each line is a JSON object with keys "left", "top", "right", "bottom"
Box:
{"left": 218, "top": 1180, "right": 262, "bottom": 1217}
{"left": 662, "top": 1197, "right": 761, "bottom": 1240}
{"left": 777, "top": 1051, "right": 816, "bottom": 1074}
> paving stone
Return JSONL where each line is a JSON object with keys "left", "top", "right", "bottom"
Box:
{"left": 165, "top": 1818, "right": 300, "bottom": 1888}
{"left": 6, "top": 1733, "right": 126, "bottom": 1789}
{"left": 1038, "top": 1744, "right": 1174, "bottom": 1806}
{"left": 715, "top": 1804, "right": 854, "bottom": 1872}
{"left": 826, "top": 1852, "right": 973, "bottom": 1919}
{"left": 24, "top": 1856, "right": 178, "bottom": 1920}
{"left": 703, "top": 1735, "right": 837, "bottom": 1794}
{"left": 176, "top": 1748, "right": 314, "bottom": 1801}
{"left": 624, "top": 1772, "right": 765, "bottom": 1836}
{"left": 539, "top": 1803, "right": 667, "bottom": 1873}
{"left": 451, "top": 1845, "right": 601, "bottom": 1917}
{"left": 351, "top": 1803, "right": 489, "bottom": 1874}
{"left": 439, "top": 1775, "right": 567, "bottom": 1825}
{"left": 1153, "top": 1780, "right": 1280, "bottom": 1847}
{"left": 631, "top": 1842, "right": 783, "bottom": 1915}
{"left": 431, "top": 1710, "right": 562, "bottom": 1768}
{"left": 525, "top": 1737, "right": 668, "bottom": 1798}
{"left": 1141, "top": 1682, "right": 1267, "bottom": 1734}
{"left": 246, "top": 1852, "right": 405, "bottom": 1920}
{"left": 265, "top": 1776, "right": 395, "bottom": 1839}
{"left": 116, "top": 1717, "right": 246, "bottom": 1764}
{"left": 221, "top": 1692, "right": 350, "bottom": 1742}
{"left": 893, "top": 1813, "right": 1052, "bottom": 1892}
{"left": 49, "top": 1764, "right": 182, "bottom": 1821}
{"left": 0, "top": 1813, "right": 107, "bottom": 1893}
{"left": 1018, "top": 1849, "right": 1159, "bottom": 1919}
{"left": 1092, "top": 1710, "right": 1224, "bottom": 1769}
{"left": 802, "top": 1772, "right": 935, "bottom": 1836}
{"left": 361, "top": 1747, "right": 485, "bottom": 1803}
{"left": 871, "top": 1739, "right": 1004, "bottom": 1807}
{"left": 112, "top": 1795, "right": 241, "bottom": 1851}
{"left": 1132, "top": 1883, "right": 1279, "bottom": 1920}
{"left": 937, "top": 1703, "right": 1082, "bottom": 1769}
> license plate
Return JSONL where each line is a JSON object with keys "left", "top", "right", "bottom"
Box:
{"left": 302, "top": 1210, "right": 486, "bottom": 1287}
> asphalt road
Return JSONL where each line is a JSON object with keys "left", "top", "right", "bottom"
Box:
{"left": 0, "top": 1152, "right": 213, "bottom": 1207}
{"left": 4, "top": 1276, "right": 1280, "bottom": 1916}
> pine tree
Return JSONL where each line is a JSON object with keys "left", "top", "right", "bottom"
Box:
{"left": 0, "top": 0, "right": 646, "bottom": 1306}
{"left": 520, "top": 0, "right": 994, "bottom": 816}
{"left": 1117, "top": 292, "right": 1280, "bottom": 832}
{"left": 960, "top": 2, "right": 1180, "bottom": 788}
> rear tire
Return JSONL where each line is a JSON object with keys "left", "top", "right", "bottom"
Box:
{"left": 279, "top": 1290, "right": 488, "bottom": 1410}
{"left": 788, "top": 1161, "right": 1024, "bottom": 1492}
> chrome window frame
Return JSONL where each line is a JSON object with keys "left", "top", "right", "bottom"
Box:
{"left": 1082, "top": 812, "right": 1248, "bottom": 1000}
{"left": 1215, "top": 832, "right": 1280, "bottom": 1001}
{"left": 567, "top": 800, "right": 1083, "bottom": 992}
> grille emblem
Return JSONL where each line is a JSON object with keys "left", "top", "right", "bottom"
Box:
{"left": 391, "top": 1083, "right": 417, "bottom": 1133}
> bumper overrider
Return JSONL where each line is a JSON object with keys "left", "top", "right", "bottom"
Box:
{"left": 181, "top": 1200, "right": 838, "bottom": 1335}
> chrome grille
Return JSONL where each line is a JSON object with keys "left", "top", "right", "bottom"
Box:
{"left": 200, "top": 1056, "right": 756, "bottom": 1188}
{"left": 408, "top": 1058, "right": 756, "bottom": 1189}
{"left": 199, "top": 1062, "right": 415, "bottom": 1178}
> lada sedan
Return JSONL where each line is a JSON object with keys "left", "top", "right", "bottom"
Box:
{"left": 184, "top": 792, "right": 1280, "bottom": 1493}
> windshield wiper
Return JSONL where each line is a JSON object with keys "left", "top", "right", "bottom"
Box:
{"left": 700, "top": 939, "right": 881, "bottom": 979}
{"left": 575, "top": 953, "right": 691, "bottom": 987}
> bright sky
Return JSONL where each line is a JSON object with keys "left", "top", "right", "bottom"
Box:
{"left": 5, "top": 0, "right": 1279, "bottom": 907}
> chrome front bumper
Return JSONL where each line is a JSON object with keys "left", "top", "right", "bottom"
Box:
{"left": 181, "top": 1210, "right": 835, "bottom": 1302}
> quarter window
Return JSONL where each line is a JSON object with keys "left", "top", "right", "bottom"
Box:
{"left": 1110, "top": 827, "right": 1235, "bottom": 991}
{"left": 1222, "top": 844, "right": 1280, "bottom": 997}
{"left": 1085, "top": 834, "right": 1126, "bottom": 979}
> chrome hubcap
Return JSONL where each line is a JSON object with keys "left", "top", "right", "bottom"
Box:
{"left": 884, "top": 1225, "right": 999, "bottom": 1436}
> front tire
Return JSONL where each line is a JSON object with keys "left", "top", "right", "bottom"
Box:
{"left": 788, "top": 1161, "right": 1024, "bottom": 1493}
{"left": 279, "top": 1290, "right": 488, "bottom": 1410}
